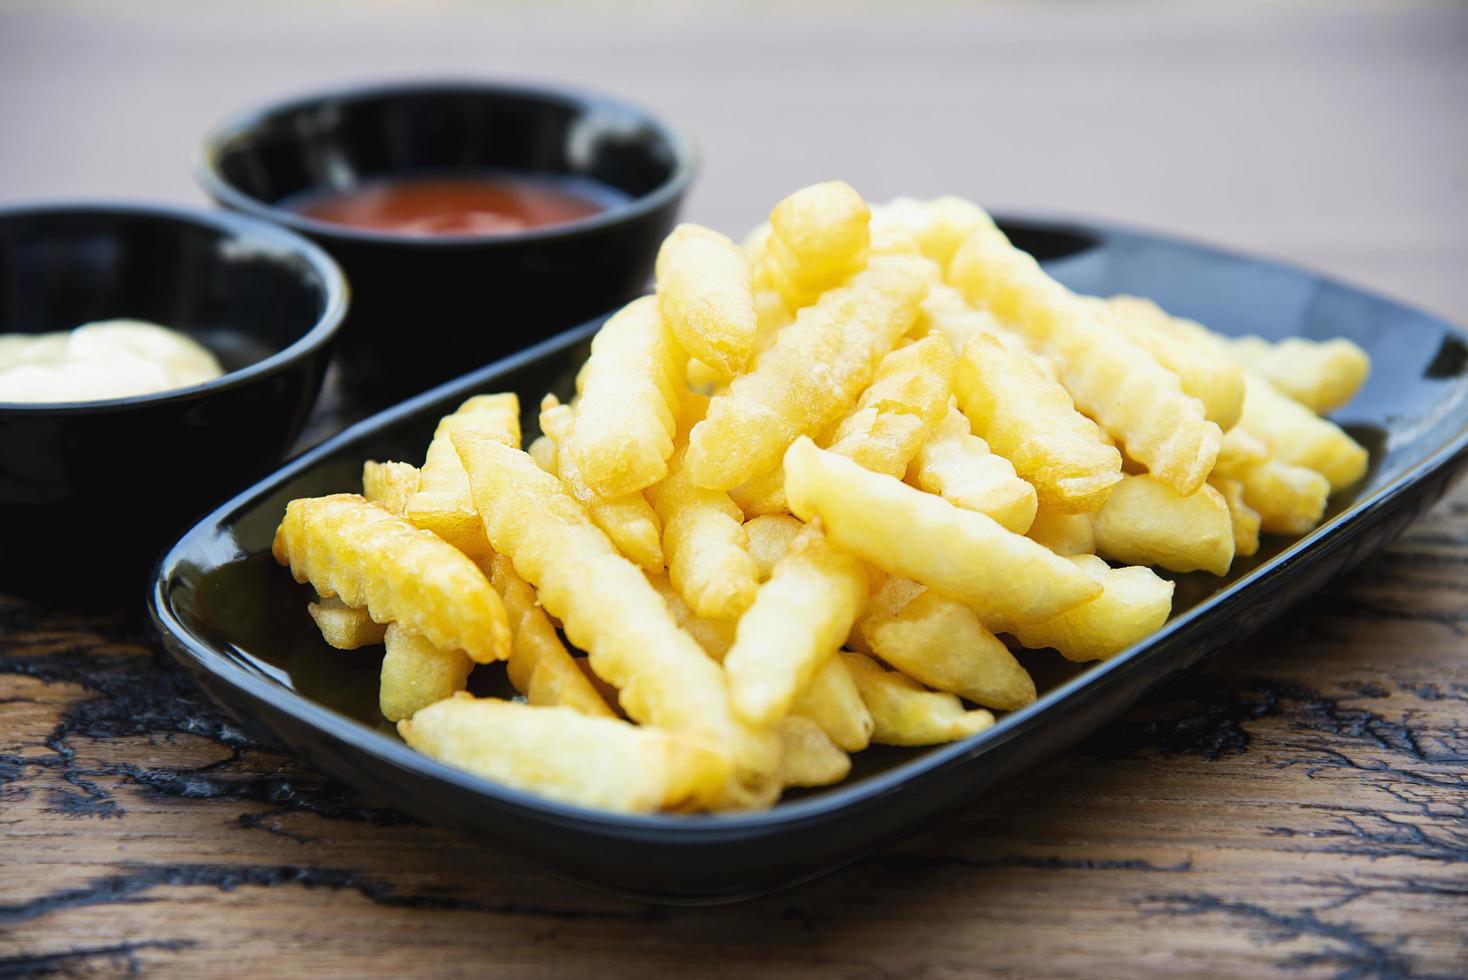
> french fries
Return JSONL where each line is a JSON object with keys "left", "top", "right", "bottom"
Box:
{"left": 306, "top": 596, "right": 387, "bottom": 650}
{"left": 400, "top": 694, "right": 725, "bottom": 813}
{"left": 453, "top": 431, "right": 778, "bottom": 805}
{"left": 562, "top": 296, "right": 684, "bottom": 497}
{"left": 725, "top": 524, "right": 869, "bottom": 725}
{"left": 274, "top": 184, "right": 1374, "bottom": 815}
{"left": 841, "top": 652, "right": 996, "bottom": 746}
{"left": 685, "top": 262, "right": 925, "bottom": 491}
{"left": 907, "top": 403, "right": 1038, "bottom": 533}
{"left": 379, "top": 623, "right": 473, "bottom": 723}
{"left": 656, "top": 223, "right": 759, "bottom": 376}
{"left": 273, "top": 494, "right": 511, "bottom": 664}
{"left": 1092, "top": 475, "right": 1235, "bottom": 576}
{"left": 784, "top": 437, "right": 1100, "bottom": 624}
{"left": 954, "top": 332, "right": 1121, "bottom": 513}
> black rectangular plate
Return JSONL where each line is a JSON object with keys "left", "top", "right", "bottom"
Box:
{"left": 150, "top": 215, "right": 1468, "bottom": 903}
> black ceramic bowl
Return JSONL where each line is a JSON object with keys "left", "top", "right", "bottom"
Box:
{"left": 151, "top": 214, "right": 1468, "bottom": 902}
{"left": 195, "top": 79, "right": 695, "bottom": 404}
{"left": 0, "top": 203, "right": 346, "bottom": 599}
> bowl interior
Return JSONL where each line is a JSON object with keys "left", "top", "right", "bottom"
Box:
{"left": 206, "top": 84, "right": 686, "bottom": 224}
{"left": 0, "top": 207, "right": 337, "bottom": 382}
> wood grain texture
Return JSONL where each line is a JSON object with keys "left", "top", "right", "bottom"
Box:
{"left": 1, "top": 1, "right": 1466, "bottom": 977}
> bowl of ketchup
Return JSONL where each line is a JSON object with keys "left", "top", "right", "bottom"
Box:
{"left": 196, "top": 79, "right": 695, "bottom": 402}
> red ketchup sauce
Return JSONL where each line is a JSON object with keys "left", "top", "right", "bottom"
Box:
{"left": 285, "top": 173, "right": 620, "bottom": 236}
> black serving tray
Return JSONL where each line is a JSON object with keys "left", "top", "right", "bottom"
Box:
{"left": 149, "top": 215, "right": 1468, "bottom": 903}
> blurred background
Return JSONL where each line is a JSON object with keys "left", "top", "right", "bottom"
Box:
{"left": 2, "top": 0, "right": 1465, "bottom": 324}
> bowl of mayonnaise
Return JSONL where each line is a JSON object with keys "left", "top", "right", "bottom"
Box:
{"left": 0, "top": 202, "right": 347, "bottom": 598}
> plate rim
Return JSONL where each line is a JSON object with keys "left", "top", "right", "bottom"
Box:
{"left": 149, "top": 212, "right": 1468, "bottom": 838}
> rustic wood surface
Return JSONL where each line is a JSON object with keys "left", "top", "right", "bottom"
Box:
{"left": 2, "top": 2, "right": 1466, "bottom": 977}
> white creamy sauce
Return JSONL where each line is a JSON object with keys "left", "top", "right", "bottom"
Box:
{"left": 0, "top": 319, "right": 225, "bottom": 403}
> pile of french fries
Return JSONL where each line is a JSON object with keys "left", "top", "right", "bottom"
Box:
{"left": 273, "top": 182, "right": 1371, "bottom": 813}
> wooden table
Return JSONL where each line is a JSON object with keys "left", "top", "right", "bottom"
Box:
{"left": 2, "top": 2, "right": 1466, "bottom": 976}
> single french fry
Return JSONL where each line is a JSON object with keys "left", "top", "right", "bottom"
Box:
{"left": 1026, "top": 505, "right": 1095, "bottom": 557}
{"left": 489, "top": 554, "right": 613, "bottom": 718}
{"left": 790, "top": 652, "right": 873, "bottom": 752}
{"left": 1002, "top": 555, "right": 1173, "bottom": 662}
{"left": 361, "top": 461, "right": 420, "bottom": 517}
{"left": 755, "top": 180, "right": 871, "bottom": 308}
{"left": 453, "top": 432, "right": 778, "bottom": 806}
{"left": 784, "top": 437, "right": 1100, "bottom": 625}
{"left": 1226, "top": 335, "right": 1370, "bottom": 414}
{"left": 1238, "top": 372, "right": 1368, "bottom": 490}
{"left": 527, "top": 434, "right": 558, "bottom": 472}
{"left": 273, "top": 494, "right": 511, "bottom": 664}
{"left": 950, "top": 224, "right": 1221, "bottom": 494}
{"left": 907, "top": 403, "right": 1038, "bottom": 532}
{"left": 646, "top": 572, "right": 737, "bottom": 661}
{"left": 954, "top": 333, "right": 1121, "bottom": 513}
{"left": 403, "top": 393, "right": 520, "bottom": 556}
{"left": 656, "top": 223, "right": 759, "bottom": 376}
{"left": 1234, "top": 458, "right": 1331, "bottom": 536}
{"left": 1092, "top": 474, "right": 1235, "bottom": 576}
{"left": 378, "top": 623, "right": 473, "bottom": 723}
{"left": 855, "top": 576, "right": 1036, "bottom": 711}
{"left": 539, "top": 395, "right": 665, "bottom": 574}
{"left": 399, "top": 694, "right": 726, "bottom": 813}
{"left": 730, "top": 465, "right": 791, "bottom": 517}
{"left": 1211, "top": 477, "right": 1262, "bottom": 559}
{"left": 841, "top": 652, "right": 995, "bottom": 746}
{"left": 1098, "top": 296, "right": 1245, "bottom": 430}
{"left": 686, "top": 262, "right": 925, "bottom": 491}
{"left": 725, "top": 524, "right": 870, "bottom": 726}
{"left": 870, "top": 196, "right": 994, "bottom": 271}
{"left": 743, "top": 513, "right": 805, "bottom": 581}
{"left": 307, "top": 595, "right": 387, "bottom": 650}
{"left": 562, "top": 296, "right": 685, "bottom": 497}
{"left": 649, "top": 443, "right": 760, "bottom": 621}
{"left": 775, "top": 716, "right": 851, "bottom": 788}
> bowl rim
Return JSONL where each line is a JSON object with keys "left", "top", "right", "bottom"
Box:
{"left": 149, "top": 211, "right": 1468, "bottom": 837}
{"left": 0, "top": 200, "right": 350, "bottom": 415}
{"left": 193, "top": 76, "right": 700, "bottom": 249}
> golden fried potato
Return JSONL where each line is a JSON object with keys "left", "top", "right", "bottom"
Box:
{"left": 1003, "top": 555, "right": 1173, "bottom": 662}
{"left": 870, "top": 196, "right": 994, "bottom": 271}
{"left": 825, "top": 333, "right": 956, "bottom": 474}
{"left": 743, "top": 513, "right": 805, "bottom": 581}
{"left": 841, "top": 652, "right": 995, "bottom": 746}
{"left": 954, "top": 332, "right": 1121, "bottom": 513}
{"left": 273, "top": 494, "right": 511, "bottom": 664}
{"left": 562, "top": 296, "right": 685, "bottom": 497}
{"left": 790, "top": 653, "right": 873, "bottom": 752}
{"left": 725, "top": 524, "right": 869, "bottom": 726}
{"left": 361, "top": 461, "right": 419, "bottom": 517}
{"left": 1233, "top": 458, "right": 1331, "bottom": 536}
{"left": 755, "top": 180, "right": 871, "bottom": 308}
{"left": 686, "top": 262, "right": 925, "bottom": 491}
{"left": 527, "top": 434, "right": 557, "bottom": 472}
{"left": 775, "top": 716, "right": 851, "bottom": 788}
{"left": 539, "top": 395, "right": 664, "bottom": 574}
{"left": 907, "top": 403, "right": 1037, "bottom": 532}
{"left": 656, "top": 223, "right": 759, "bottom": 375}
{"left": 453, "top": 432, "right": 778, "bottom": 805}
{"left": 855, "top": 576, "right": 1036, "bottom": 711}
{"left": 649, "top": 443, "right": 760, "bottom": 621}
{"left": 306, "top": 596, "right": 387, "bottom": 650}
{"left": 729, "top": 466, "right": 789, "bottom": 517}
{"left": 399, "top": 694, "right": 726, "bottom": 813}
{"left": 646, "top": 572, "right": 737, "bottom": 661}
{"left": 1238, "top": 372, "right": 1368, "bottom": 490}
{"left": 1211, "top": 477, "right": 1261, "bottom": 559}
{"left": 1226, "top": 335, "right": 1370, "bottom": 414}
{"left": 490, "top": 554, "right": 614, "bottom": 718}
{"left": 403, "top": 393, "right": 520, "bottom": 556}
{"left": 784, "top": 437, "right": 1100, "bottom": 624}
{"left": 950, "top": 224, "right": 1221, "bottom": 494}
{"left": 1025, "top": 505, "right": 1095, "bottom": 557}
{"left": 1098, "top": 296, "right": 1245, "bottom": 430}
{"left": 378, "top": 623, "right": 473, "bottom": 723}
{"left": 1216, "top": 423, "right": 1271, "bottom": 474}
{"left": 1092, "top": 474, "right": 1235, "bottom": 576}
